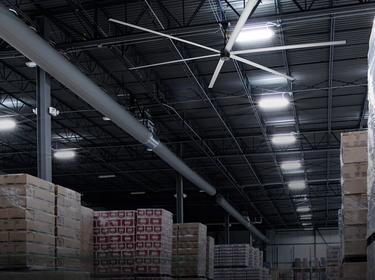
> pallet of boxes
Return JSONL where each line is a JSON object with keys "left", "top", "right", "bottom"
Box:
{"left": 214, "top": 244, "right": 271, "bottom": 280}
{"left": 172, "top": 223, "right": 214, "bottom": 279}
{"left": 326, "top": 246, "right": 341, "bottom": 280}
{"left": 340, "top": 131, "right": 368, "bottom": 280}
{"left": 0, "top": 174, "right": 91, "bottom": 280}
{"left": 368, "top": 19, "right": 375, "bottom": 280}
{"left": 93, "top": 208, "right": 173, "bottom": 280}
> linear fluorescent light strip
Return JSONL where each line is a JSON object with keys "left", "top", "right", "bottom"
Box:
{"left": 272, "top": 134, "right": 296, "bottom": 145}
{"left": 258, "top": 96, "right": 289, "bottom": 110}
{"left": 300, "top": 214, "right": 312, "bottom": 220}
{"left": 130, "top": 191, "right": 146, "bottom": 195}
{"left": 297, "top": 206, "right": 311, "bottom": 213}
{"left": 0, "top": 118, "right": 16, "bottom": 131}
{"left": 236, "top": 27, "right": 274, "bottom": 43}
{"left": 98, "top": 174, "right": 116, "bottom": 179}
{"left": 54, "top": 149, "right": 76, "bottom": 160}
{"left": 288, "top": 180, "right": 306, "bottom": 191}
{"left": 281, "top": 161, "right": 302, "bottom": 171}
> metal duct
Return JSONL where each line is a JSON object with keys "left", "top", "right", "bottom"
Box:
{"left": 0, "top": 4, "right": 267, "bottom": 242}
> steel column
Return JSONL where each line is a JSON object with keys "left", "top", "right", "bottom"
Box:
{"left": 176, "top": 144, "right": 184, "bottom": 223}
{"left": 36, "top": 67, "right": 52, "bottom": 181}
{"left": 224, "top": 214, "right": 230, "bottom": 244}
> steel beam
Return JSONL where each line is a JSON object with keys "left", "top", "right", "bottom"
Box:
{"left": 36, "top": 67, "right": 52, "bottom": 181}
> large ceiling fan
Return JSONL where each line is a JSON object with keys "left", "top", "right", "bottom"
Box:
{"left": 109, "top": 0, "right": 346, "bottom": 88}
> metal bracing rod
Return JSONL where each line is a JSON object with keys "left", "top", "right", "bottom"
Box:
{"left": 0, "top": 4, "right": 270, "bottom": 242}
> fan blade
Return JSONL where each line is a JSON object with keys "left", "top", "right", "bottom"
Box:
{"left": 231, "top": 40, "right": 347, "bottom": 55}
{"left": 109, "top": 19, "right": 220, "bottom": 54}
{"left": 209, "top": 60, "right": 225, "bottom": 88}
{"left": 231, "top": 54, "right": 294, "bottom": 81}
{"left": 129, "top": 54, "right": 220, "bottom": 70}
{"left": 225, "top": 0, "right": 260, "bottom": 52}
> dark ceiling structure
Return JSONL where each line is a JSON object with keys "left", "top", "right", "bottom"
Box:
{"left": 0, "top": 0, "right": 372, "bottom": 232}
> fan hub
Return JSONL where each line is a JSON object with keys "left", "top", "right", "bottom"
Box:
{"left": 220, "top": 48, "right": 231, "bottom": 61}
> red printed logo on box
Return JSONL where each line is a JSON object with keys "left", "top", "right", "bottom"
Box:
{"left": 150, "top": 234, "right": 161, "bottom": 241}
{"left": 137, "top": 234, "right": 149, "bottom": 241}
{"left": 150, "top": 218, "right": 162, "bottom": 225}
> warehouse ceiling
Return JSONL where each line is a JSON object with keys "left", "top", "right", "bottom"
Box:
{"left": 0, "top": 0, "right": 372, "bottom": 231}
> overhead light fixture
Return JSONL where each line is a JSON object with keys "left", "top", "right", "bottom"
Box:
{"left": 302, "top": 222, "right": 312, "bottom": 227}
{"left": 130, "top": 191, "right": 146, "bottom": 195}
{"left": 288, "top": 180, "right": 306, "bottom": 191}
{"left": 0, "top": 118, "right": 16, "bottom": 131}
{"left": 236, "top": 27, "right": 274, "bottom": 43}
{"left": 174, "top": 193, "right": 187, "bottom": 199}
{"left": 271, "top": 133, "right": 296, "bottom": 145}
{"left": 300, "top": 214, "right": 312, "bottom": 220}
{"left": 98, "top": 174, "right": 116, "bottom": 179}
{"left": 102, "top": 116, "right": 111, "bottom": 121}
{"left": 281, "top": 160, "right": 302, "bottom": 171}
{"left": 297, "top": 206, "right": 311, "bottom": 213}
{"left": 25, "top": 61, "right": 37, "bottom": 68}
{"left": 54, "top": 149, "right": 76, "bottom": 160}
{"left": 258, "top": 96, "right": 289, "bottom": 110}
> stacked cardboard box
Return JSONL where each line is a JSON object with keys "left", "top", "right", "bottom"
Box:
{"left": 214, "top": 267, "right": 271, "bottom": 280}
{"left": 206, "top": 236, "right": 214, "bottom": 280}
{"left": 81, "top": 206, "right": 94, "bottom": 272}
{"left": 214, "top": 244, "right": 251, "bottom": 267}
{"left": 172, "top": 223, "right": 207, "bottom": 278}
{"left": 55, "top": 185, "right": 81, "bottom": 270}
{"left": 135, "top": 209, "right": 173, "bottom": 276}
{"left": 340, "top": 131, "right": 368, "bottom": 280}
{"left": 326, "top": 246, "right": 341, "bottom": 280}
{"left": 368, "top": 20, "right": 375, "bottom": 280}
{"left": 214, "top": 244, "right": 266, "bottom": 280}
{"left": 0, "top": 174, "right": 55, "bottom": 270}
{"left": 93, "top": 210, "right": 136, "bottom": 277}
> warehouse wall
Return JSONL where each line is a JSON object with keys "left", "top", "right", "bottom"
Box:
{"left": 266, "top": 228, "right": 339, "bottom": 269}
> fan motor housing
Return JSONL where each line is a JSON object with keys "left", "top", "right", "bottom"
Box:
{"left": 220, "top": 48, "right": 231, "bottom": 61}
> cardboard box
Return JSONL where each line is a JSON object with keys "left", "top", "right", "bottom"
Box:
{"left": 341, "top": 146, "right": 368, "bottom": 164}
{"left": 342, "top": 240, "right": 367, "bottom": 257}
{"left": 341, "top": 178, "right": 367, "bottom": 195}
{"left": 55, "top": 185, "right": 82, "bottom": 271}
{"left": 80, "top": 206, "right": 94, "bottom": 272}
{"left": 341, "top": 163, "right": 367, "bottom": 179}
{"left": 342, "top": 194, "right": 368, "bottom": 209}
{"left": 342, "top": 262, "right": 367, "bottom": 279}
{"left": 0, "top": 174, "right": 54, "bottom": 192}
{"left": 342, "top": 209, "right": 368, "bottom": 225}
{"left": 343, "top": 225, "right": 367, "bottom": 240}
{"left": 0, "top": 271, "right": 90, "bottom": 280}
{"left": 206, "top": 236, "right": 214, "bottom": 279}
{"left": 172, "top": 223, "right": 207, "bottom": 277}
{"left": 341, "top": 131, "right": 368, "bottom": 148}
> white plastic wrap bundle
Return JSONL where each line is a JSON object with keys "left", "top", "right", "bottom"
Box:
{"left": 368, "top": 18, "right": 375, "bottom": 280}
